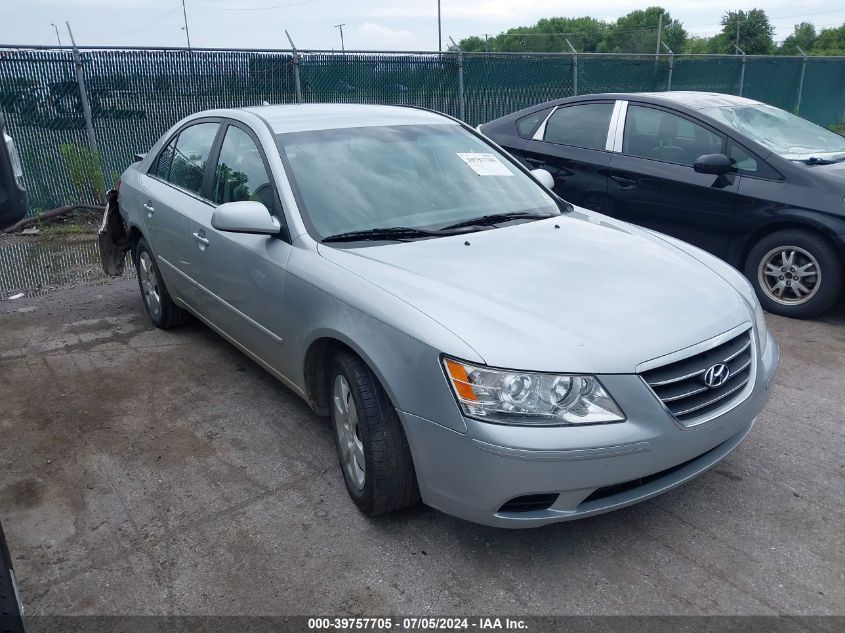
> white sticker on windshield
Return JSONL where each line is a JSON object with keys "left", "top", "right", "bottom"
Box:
{"left": 457, "top": 152, "right": 514, "bottom": 176}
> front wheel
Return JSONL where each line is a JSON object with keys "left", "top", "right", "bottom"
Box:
{"left": 745, "top": 229, "right": 842, "bottom": 319}
{"left": 330, "top": 351, "right": 419, "bottom": 516}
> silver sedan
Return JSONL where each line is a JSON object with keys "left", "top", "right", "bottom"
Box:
{"left": 101, "top": 104, "right": 779, "bottom": 527}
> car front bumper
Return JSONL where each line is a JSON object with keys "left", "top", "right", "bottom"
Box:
{"left": 400, "top": 334, "right": 780, "bottom": 528}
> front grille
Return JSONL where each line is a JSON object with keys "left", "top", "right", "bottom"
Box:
{"left": 641, "top": 329, "right": 753, "bottom": 424}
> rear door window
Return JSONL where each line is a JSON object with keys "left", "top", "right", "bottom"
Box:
{"left": 166, "top": 122, "right": 219, "bottom": 195}
{"left": 542, "top": 103, "right": 615, "bottom": 150}
{"left": 516, "top": 107, "right": 553, "bottom": 139}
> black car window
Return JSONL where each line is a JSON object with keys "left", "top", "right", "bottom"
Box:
{"left": 152, "top": 136, "right": 177, "bottom": 180}
{"left": 213, "top": 125, "right": 278, "bottom": 215}
{"left": 727, "top": 140, "right": 781, "bottom": 179}
{"left": 516, "top": 107, "right": 553, "bottom": 139}
{"left": 624, "top": 105, "right": 723, "bottom": 167}
{"left": 543, "top": 103, "right": 614, "bottom": 150}
{"left": 168, "top": 122, "right": 219, "bottom": 194}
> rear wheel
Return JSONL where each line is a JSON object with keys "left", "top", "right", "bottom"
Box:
{"left": 133, "top": 237, "right": 191, "bottom": 329}
{"left": 745, "top": 229, "right": 842, "bottom": 319}
{"left": 330, "top": 351, "right": 419, "bottom": 516}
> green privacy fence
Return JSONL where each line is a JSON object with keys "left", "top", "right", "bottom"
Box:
{"left": 1, "top": 45, "right": 844, "bottom": 213}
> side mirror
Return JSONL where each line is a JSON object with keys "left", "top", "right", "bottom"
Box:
{"left": 531, "top": 168, "right": 555, "bottom": 189}
{"left": 694, "top": 153, "right": 731, "bottom": 175}
{"left": 211, "top": 201, "right": 280, "bottom": 235}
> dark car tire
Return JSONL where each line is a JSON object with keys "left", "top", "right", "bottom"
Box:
{"left": 745, "top": 229, "right": 842, "bottom": 319}
{"left": 330, "top": 351, "right": 420, "bottom": 516}
{"left": 133, "top": 237, "right": 192, "bottom": 329}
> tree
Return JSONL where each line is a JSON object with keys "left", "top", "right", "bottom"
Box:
{"left": 604, "top": 7, "right": 687, "bottom": 54}
{"left": 459, "top": 16, "right": 609, "bottom": 53}
{"left": 682, "top": 34, "right": 714, "bottom": 54}
{"left": 813, "top": 24, "right": 845, "bottom": 55}
{"left": 778, "top": 22, "right": 817, "bottom": 55}
{"left": 713, "top": 9, "right": 775, "bottom": 55}
{"left": 458, "top": 36, "right": 488, "bottom": 52}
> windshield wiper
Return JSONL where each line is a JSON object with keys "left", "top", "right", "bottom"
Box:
{"left": 322, "top": 226, "right": 458, "bottom": 243}
{"left": 439, "top": 211, "right": 557, "bottom": 231}
{"left": 800, "top": 156, "right": 843, "bottom": 165}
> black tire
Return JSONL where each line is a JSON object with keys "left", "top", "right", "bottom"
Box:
{"left": 744, "top": 229, "right": 842, "bottom": 319}
{"left": 133, "top": 237, "right": 192, "bottom": 329}
{"left": 330, "top": 351, "right": 420, "bottom": 516}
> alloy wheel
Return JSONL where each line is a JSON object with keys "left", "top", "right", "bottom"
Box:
{"left": 332, "top": 374, "right": 366, "bottom": 491}
{"left": 138, "top": 250, "right": 162, "bottom": 318}
{"left": 757, "top": 245, "right": 821, "bottom": 306}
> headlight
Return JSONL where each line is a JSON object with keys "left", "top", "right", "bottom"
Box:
{"left": 754, "top": 299, "right": 769, "bottom": 352}
{"left": 443, "top": 358, "right": 625, "bottom": 426}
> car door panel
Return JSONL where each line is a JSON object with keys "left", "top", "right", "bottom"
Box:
{"left": 605, "top": 155, "right": 756, "bottom": 256}
{"left": 605, "top": 104, "right": 757, "bottom": 258}
{"left": 188, "top": 122, "right": 294, "bottom": 378}
{"left": 140, "top": 121, "right": 221, "bottom": 306}
{"left": 509, "top": 101, "right": 617, "bottom": 208}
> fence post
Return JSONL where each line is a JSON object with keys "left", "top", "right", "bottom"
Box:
{"left": 566, "top": 39, "right": 578, "bottom": 96}
{"left": 448, "top": 38, "right": 465, "bottom": 121}
{"left": 457, "top": 50, "right": 465, "bottom": 121}
{"left": 796, "top": 46, "right": 807, "bottom": 115}
{"left": 65, "top": 22, "right": 98, "bottom": 156}
{"left": 661, "top": 42, "right": 674, "bottom": 91}
{"left": 733, "top": 44, "right": 746, "bottom": 96}
{"left": 285, "top": 30, "right": 303, "bottom": 103}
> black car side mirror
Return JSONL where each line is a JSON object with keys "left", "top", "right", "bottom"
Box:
{"left": 694, "top": 153, "right": 732, "bottom": 175}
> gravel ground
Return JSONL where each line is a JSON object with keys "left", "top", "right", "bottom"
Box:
{"left": 0, "top": 269, "right": 843, "bottom": 616}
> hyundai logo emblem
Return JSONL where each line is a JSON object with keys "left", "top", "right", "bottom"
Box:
{"left": 703, "top": 363, "right": 730, "bottom": 389}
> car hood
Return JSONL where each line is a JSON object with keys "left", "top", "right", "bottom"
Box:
{"left": 807, "top": 160, "right": 845, "bottom": 187}
{"left": 317, "top": 211, "right": 752, "bottom": 373}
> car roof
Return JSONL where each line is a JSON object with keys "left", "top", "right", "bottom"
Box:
{"left": 631, "top": 91, "right": 762, "bottom": 110}
{"left": 240, "top": 103, "right": 454, "bottom": 134}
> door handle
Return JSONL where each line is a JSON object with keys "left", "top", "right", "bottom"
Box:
{"left": 192, "top": 232, "right": 209, "bottom": 248}
{"left": 524, "top": 157, "right": 546, "bottom": 167}
{"left": 143, "top": 202, "right": 155, "bottom": 216}
{"left": 610, "top": 175, "right": 637, "bottom": 189}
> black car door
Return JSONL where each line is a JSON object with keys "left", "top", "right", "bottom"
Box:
{"left": 605, "top": 103, "right": 754, "bottom": 258}
{"left": 511, "top": 101, "right": 617, "bottom": 209}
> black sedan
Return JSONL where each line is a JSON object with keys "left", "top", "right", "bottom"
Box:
{"left": 480, "top": 92, "right": 845, "bottom": 319}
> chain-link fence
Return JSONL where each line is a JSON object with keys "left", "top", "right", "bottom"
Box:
{"left": 2, "top": 45, "right": 844, "bottom": 214}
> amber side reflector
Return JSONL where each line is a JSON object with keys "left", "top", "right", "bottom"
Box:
{"left": 445, "top": 359, "right": 478, "bottom": 402}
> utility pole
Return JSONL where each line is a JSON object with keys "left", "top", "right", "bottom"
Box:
{"left": 483, "top": 33, "right": 489, "bottom": 52}
{"left": 181, "top": 0, "right": 192, "bottom": 49}
{"left": 655, "top": 11, "right": 663, "bottom": 60}
{"left": 50, "top": 23, "right": 62, "bottom": 47}
{"left": 334, "top": 23, "right": 345, "bottom": 54}
{"left": 437, "top": 0, "right": 442, "bottom": 52}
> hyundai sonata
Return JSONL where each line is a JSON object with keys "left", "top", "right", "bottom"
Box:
{"left": 100, "top": 104, "right": 779, "bottom": 527}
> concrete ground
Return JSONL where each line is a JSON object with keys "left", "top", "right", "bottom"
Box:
{"left": 0, "top": 274, "right": 843, "bottom": 616}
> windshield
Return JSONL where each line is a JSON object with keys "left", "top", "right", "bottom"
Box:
{"left": 276, "top": 123, "right": 559, "bottom": 241}
{"left": 703, "top": 104, "right": 845, "bottom": 161}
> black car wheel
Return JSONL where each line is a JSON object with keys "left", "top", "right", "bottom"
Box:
{"left": 745, "top": 229, "right": 842, "bottom": 319}
{"left": 330, "top": 350, "right": 419, "bottom": 516}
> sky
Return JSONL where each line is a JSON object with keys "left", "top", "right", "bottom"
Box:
{"left": 3, "top": 0, "right": 845, "bottom": 51}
